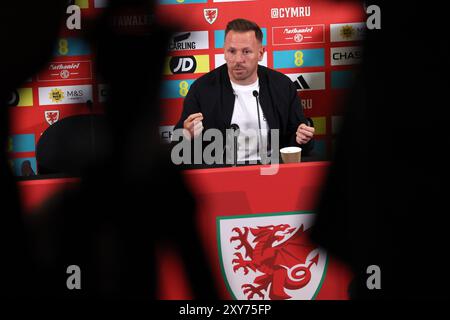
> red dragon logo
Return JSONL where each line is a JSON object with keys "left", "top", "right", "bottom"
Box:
{"left": 230, "top": 224, "right": 319, "bottom": 300}
{"left": 204, "top": 9, "right": 218, "bottom": 25}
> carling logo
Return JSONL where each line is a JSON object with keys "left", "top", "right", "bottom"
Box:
{"left": 272, "top": 25, "right": 324, "bottom": 46}
{"left": 168, "top": 31, "right": 209, "bottom": 51}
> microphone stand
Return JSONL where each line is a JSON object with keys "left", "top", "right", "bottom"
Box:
{"left": 253, "top": 90, "right": 266, "bottom": 163}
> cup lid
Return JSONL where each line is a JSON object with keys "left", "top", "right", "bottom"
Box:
{"left": 280, "top": 146, "right": 302, "bottom": 153}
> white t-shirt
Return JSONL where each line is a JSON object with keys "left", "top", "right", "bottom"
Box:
{"left": 230, "top": 78, "right": 270, "bottom": 162}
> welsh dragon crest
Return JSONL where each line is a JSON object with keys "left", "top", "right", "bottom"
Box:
{"left": 219, "top": 216, "right": 327, "bottom": 300}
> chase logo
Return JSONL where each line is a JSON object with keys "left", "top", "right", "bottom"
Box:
{"left": 159, "top": 125, "right": 175, "bottom": 144}
{"left": 158, "top": 0, "right": 207, "bottom": 4}
{"left": 331, "top": 70, "right": 356, "bottom": 89}
{"left": 164, "top": 55, "right": 210, "bottom": 75}
{"left": 214, "top": 28, "right": 267, "bottom": 48}
{"left": 161, "top": 79, "right": 195, "bottom": 99}
{"left": 7, "top": 134, "right": 36, "bottom": 153}
{"left": 98, "top": 84, "right": 109, "bottom": 103}
{"left": 273, "top": 49, "right": 324, "bottom": 69}
{"left": 331, "top": 46, "right": 363, "bottom": 66}
{"left": 6, "top": 88, "right": 33, "bottom": 107}
{"left": 53, "top": 38, "right": 91, "bottom": 57}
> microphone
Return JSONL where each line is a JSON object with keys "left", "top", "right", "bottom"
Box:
{"left": 230, "top": 123, "right": 239, "bottom": 166}
{"left": 230, "top": 123, "right": 240, "bottom": 132}
{"left": 252, "top": 90, "right": 265, "bottom": 162}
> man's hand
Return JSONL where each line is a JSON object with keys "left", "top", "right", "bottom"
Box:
{"left": 183, "top": 112, "right": 204, "bottom": 139}
{"left": 296, "top": 123, "right": 315, "bottom": 145}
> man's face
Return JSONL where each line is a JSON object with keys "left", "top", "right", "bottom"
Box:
{"left": 224, "top": 30, "right": 264, "bottom": 85}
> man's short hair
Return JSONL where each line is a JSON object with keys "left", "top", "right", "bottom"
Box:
{"left": 225, "top": 18, "right": 263, "bottom": 43}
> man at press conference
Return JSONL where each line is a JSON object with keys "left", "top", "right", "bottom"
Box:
{"left": 172, "top": 18, "right": 315, "bottom": 166}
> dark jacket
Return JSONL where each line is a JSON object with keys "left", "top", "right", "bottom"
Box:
{"left": 174, "top": 64, "right": 313, "bottom": 163}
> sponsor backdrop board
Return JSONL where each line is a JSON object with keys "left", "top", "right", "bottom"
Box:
{"left": 8, "top": 0, "right": 364, "bottom": 176}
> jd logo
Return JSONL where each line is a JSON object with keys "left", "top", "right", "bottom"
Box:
{"left": 170, "top": 56, "right": 197, "bottom": 74}
{"left": 218, "top": 212, "right": 328, "bottom": 300}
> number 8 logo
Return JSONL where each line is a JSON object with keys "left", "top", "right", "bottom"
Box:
{"left": 59, "top": 39, "right": 69, "bottom": 56}
{"left": 179, "top": 81, "right": 189, "bottom": 97}
{"left": 294, "top": 51, "right": 304, "bottom": 67}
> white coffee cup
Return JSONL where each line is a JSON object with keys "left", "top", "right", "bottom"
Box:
{"left": 280, "top": 147, "right": 302, "bottom": 163}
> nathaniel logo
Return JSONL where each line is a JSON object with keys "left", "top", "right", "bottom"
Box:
{"left": 48, "top": 88, "right": 64, "bottom": 103}
{"left": 218, "top": 212, "right": 327, "bottom": 300}
{"left": 165, "top": 55, "right": 210, "bottom": 75}
{"left": 272, "top": 25, "right": 325, "bottom": 46}
{"left": 204, "top": 8, "right": 218, "bottom": 24}
{"left": 37, "top": 61, "right": 92, "bottom": 81}
{"left": 45, "top": 110, "right": 60, "bottom": 125}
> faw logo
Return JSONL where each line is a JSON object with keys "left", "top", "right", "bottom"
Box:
{"left": 218, "top": 212, "right": 327, "bottom": 300}
{"left": 204, "top": 8, "right": 218, "bottom": 24}
{"left": 45, "top": 110, "right": 60, "bottom": 125}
